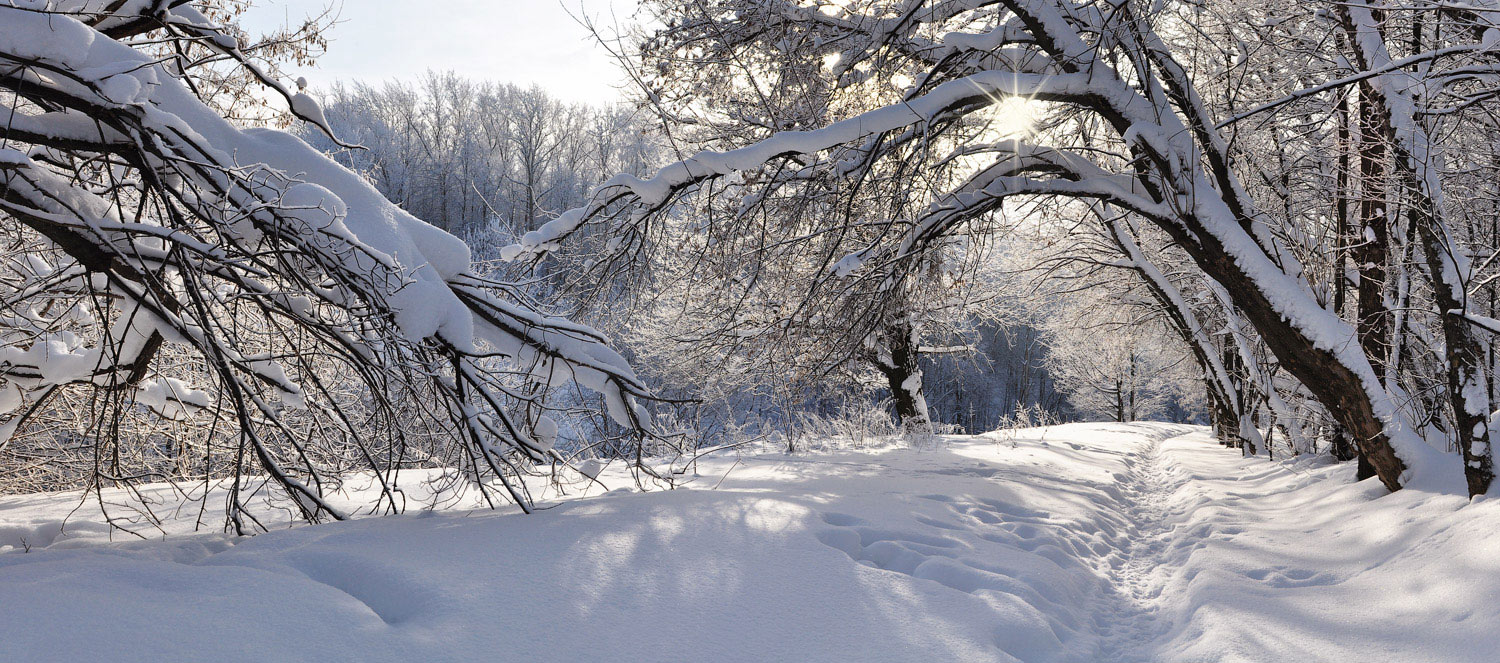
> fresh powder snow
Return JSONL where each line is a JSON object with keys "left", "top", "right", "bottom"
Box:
{"left": 2, "top": 423, "right": 1496, "bottom": 662}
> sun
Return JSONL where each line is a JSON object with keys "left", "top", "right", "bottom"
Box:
{"left": 979, "top": 96, "right": 1043, "bottom": 141}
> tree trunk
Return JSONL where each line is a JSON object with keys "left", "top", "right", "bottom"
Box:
{"left": 1355, "top": 82, "right": 1392, "bottom": 385}
{"left": 1334, "top": 94, "right": 1352, "bottom": 318}
{"left": 872, "top": 317, "right": 932, "bottom": 433}
{"left": 1114, "top": 380, "right": 1126, "bottom": 423}
{"left": 1410, "top": 205, "right": 1494, "bottom": 495}
{"left": 1338, "top": 0, "right": 1495, "bottom": 495}
{"left": 1328, "top": 422, "right": 1359, "bottom": 462}
{"left": 1156, "top": 222, "right": 1406, "bottom": 489}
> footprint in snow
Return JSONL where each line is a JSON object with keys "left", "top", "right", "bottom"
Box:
{"left": 1244, "top": 566, "right": 1339, "bottom": 588}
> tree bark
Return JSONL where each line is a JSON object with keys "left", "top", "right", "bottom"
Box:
{"left": 1144, "top": 213, "right": 1407, "bottom": 488}
{"left": 1334, "top": 94, "right": 1352, "bottom": 318}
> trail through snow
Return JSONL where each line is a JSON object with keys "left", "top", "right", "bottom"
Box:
{"left": 1093, "top": 435, "right": 1176, "bottom": 661}
{"left": 3, "top": 423, "right": 1499, "bottom": 662}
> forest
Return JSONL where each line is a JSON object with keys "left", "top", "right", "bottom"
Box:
{"left": 3, "top": 1, "right": 1500, "bottom": 661}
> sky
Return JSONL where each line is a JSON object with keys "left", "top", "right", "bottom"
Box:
{"left": 239, "top": 1, "right": 640, "bottom": 103}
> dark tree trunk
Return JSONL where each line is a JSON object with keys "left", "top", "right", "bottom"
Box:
{"left": 1354, "top": 83, "right": 1392, "bottom": 384}
{"left": 872, "top": 317, "right": 929, "bottom": 430}
{"left": 1143, "top": 215, "right": 1407, "bottom": 489}
{"left": 1114, "top": 380, "right": 1126, "bottom": 423}
{"left": 1334, "top": 94, "right": 1352, "bottom": 317}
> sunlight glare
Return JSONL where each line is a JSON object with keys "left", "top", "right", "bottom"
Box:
{"left": 980, "top": 96, "right": 1042, "bottom": 140}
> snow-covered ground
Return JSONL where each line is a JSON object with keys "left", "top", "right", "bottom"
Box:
{"left": 2, "top": 423, "right": 1497, "bottom": 662}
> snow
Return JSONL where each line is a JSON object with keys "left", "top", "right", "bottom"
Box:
{"left": 0, "top": 384, "right": 20, "bottom": 415}
{"left": 289, "top": 92, "right": 331, "bottom": 136}
{"left": 3, "top": 423, "right": 1498, "bottom": 662}
{"left": 576, "top": 458, "right": 605, "bottom": 480}
{"left": 830, "top": 250, "right": 866, "bottom": 277}
{"left": 533, "top": 414, "right": 560, "bottom": 450}
{"left": 0, "top": 2, "right": 96, "bottom": 68}
{"left": 133, "top": 377, "right": 211, "bottom": 421}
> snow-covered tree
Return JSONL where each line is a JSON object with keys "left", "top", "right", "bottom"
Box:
{"left": 509, "top": 0, "right": 1500, "bottom": 495}
{"left": 0, "top": 2, "right": 657, "bottom": 530}
{"left": 302, "top": 76, "right": 657, "bottom": 243}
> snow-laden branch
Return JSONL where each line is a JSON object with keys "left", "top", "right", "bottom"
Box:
{"left": 509, "top": 69, "right": 1098, "bottom": 257}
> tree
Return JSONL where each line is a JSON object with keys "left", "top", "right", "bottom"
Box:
{"left": 0, "top": 3, "right": 655, "bottom": 530}
{"left": 1333, "top": 0, "right": 1496, "bottom": 494}
{"left": 511, "top": 0, "right": 1500, "bottom": 494}
{"left": 307, "top": 77, "right": 657, "bottom": 244}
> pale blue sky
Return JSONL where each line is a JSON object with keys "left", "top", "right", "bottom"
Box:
{"left": 241, "top": 1, "right": 639, "bottom": 102}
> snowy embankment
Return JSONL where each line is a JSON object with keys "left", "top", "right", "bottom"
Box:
{"left": 2, "top": 423, "right": 1497, "bottom": 662}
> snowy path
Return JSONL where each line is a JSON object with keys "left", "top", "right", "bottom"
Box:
{"left": 1092, "top": 435, "right": 1177, "bottom": 661}
{"left": 4, "top": 423, "right": 1500, "bottom": 662}
{"left": 803, "top": 425, "right": 1204, "bottom": 661}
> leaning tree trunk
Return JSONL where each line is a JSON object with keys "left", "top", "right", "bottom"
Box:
{"left": 1175, "top": 235, "right": 1400, "bottom": 474}
{"left": 1101, "top": 215, "right": 1251, "bottom": 449}
{"left": 1042, "top": 2, "right": 1413, "bottom": 489}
